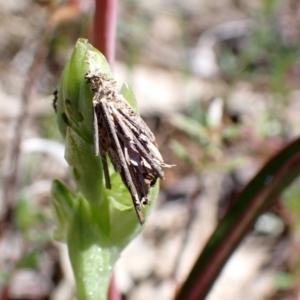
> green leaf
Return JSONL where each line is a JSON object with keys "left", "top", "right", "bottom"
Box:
{"left": 51, "top": 180, "right": 77, "bottom": 242}
{"left": 55, "top": 38, "right": 112, "bottom": 143}
{"left": 120, "top": 82, "right": 139, "bottom": 113}
{"left": 67, "top": 195, "right": 118, "bottom": 300}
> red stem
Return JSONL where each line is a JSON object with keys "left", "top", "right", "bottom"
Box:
{"left": 93, "top": 0, "right": 117, "bottom": 67}
{"left": 108, "top": 273, "right": 122, "bottom": 300}
{"left": 93, "top": 1, "right": 119, "bottom": 298}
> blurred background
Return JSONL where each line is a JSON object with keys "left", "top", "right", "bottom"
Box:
{"left": 1, "top": 0, "right": 300, "bottom": 299}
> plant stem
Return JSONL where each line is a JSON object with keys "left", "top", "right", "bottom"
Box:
{"left": 93, "top": 0, "right": 117, "bottom": 67}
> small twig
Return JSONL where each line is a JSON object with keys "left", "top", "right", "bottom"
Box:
{"left": 171, "top": 187, "right": 202, "bottom": 282}
{"left": 1, "top": 5, "right": 59, "bottom": 233}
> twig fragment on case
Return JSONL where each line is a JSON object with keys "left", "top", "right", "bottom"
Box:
{"left": 85, "top": 71, "right": 174, "bottom": 224}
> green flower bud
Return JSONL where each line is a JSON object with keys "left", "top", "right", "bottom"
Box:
{"left": 51, "top": 38, "right": 159, "bottom": 299}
